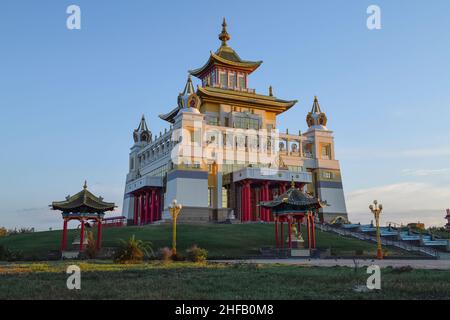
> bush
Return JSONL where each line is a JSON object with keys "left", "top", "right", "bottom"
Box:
{"left": 0, "top": 245, "right": 23, "bottom": 261}
{"left": 84, "top": 231, "right": 97, "bottom": 259}
{"left": 159, "top": 247, "right": 173, "bottom": 263}
{"left": 186, "top": 245, "right": 208, "bottom": 263}
{"left": 0, "top": 227, "right": 8, "bottom": 237}
{"left": 114, "top": 235, "right": 153, "bottom": 264}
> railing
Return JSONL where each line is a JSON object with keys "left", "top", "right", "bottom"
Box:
{"left": 316, "top": 224, "right": 439, "bottom": 258}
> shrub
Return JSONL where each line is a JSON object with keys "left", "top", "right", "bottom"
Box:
{"left": 84, "top": 231, "right": 97, "bottom": 259}
{"left": 0, "top": 245, "right": 23, "bottom": 261}
{"left": 114, "top": 235, "right": 153, "bottom": 264}
{"left": 186, "top": 245, "right": 208, "bottom": 263}
{"left": 0, "top": 227, "right": 8, "bottom": 237}
{"left": 159, "top": 247, "right": 173, "bottom": 263}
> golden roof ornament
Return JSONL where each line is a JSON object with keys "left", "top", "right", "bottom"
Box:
{"left": 219, "top": 18, "right": 231, "bottom": 46}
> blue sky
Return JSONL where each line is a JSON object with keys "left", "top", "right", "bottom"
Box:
{"left": 1, "top": 0, "right": 450, "bottom": 230}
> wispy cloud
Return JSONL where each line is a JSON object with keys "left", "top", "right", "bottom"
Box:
{"left": 402, "top": 168, "right": 450, "bottom": 177}
{"left": 346, "top": 182, "right": 450, "bottom": 227}
{"left": 339, "top": 146, "right": 450, "bottom": 160}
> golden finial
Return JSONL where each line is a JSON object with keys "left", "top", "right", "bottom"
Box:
{"left": 269, "top": 86, "right": 273, "bottom": 96}
{"left": 314, "top": 95, "right": 318, "bottom": 102}
{"left": 219, "top": 18, "right": 231, "bottom": 46}
{"left": 83, "top": 180, "right": 87, "bottom": 190}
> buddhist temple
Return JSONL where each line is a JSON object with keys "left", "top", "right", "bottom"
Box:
{"left": 122, "top": 19, "right": 348, "bottom": 225}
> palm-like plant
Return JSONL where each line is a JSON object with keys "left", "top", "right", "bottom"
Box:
{"left": 114, "top": 235, "right": 154, "bottom": 264}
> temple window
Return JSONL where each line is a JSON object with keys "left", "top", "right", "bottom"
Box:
{"left": 220, "top": 72, "right": 227, "bottom": 88}
{"left": 322, "top": 171, "right": 333, "bottom": 179}
{"left": 321, "top": 145, "right": 331, "bottom": 159}
{"left": 222, "top": 187, "right": 228, "bottom": 207}
{"left": 234, "top": 116, "right": 259, "bottom": 130}
{"left": 239, "top": 76, "right": 245, "bottom": 89}
{"left": 229, "top": 73, "right": 237, "bottom": 88}
{"left": 207, "top": 116, "right": 219, "bottom": 126}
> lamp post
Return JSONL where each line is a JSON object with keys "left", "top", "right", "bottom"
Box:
{"left": 169, "top": 199, "right": 182, "bottom": 255}
{"left": 369, "top": 200, "right": 383, "bottom": 260}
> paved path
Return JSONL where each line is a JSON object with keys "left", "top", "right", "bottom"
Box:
{"left": 212, "top": 259, "right": 450, "bottom": 270}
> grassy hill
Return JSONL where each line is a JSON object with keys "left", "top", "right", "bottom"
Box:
{"left": 0, "top": 223, "right": 419, "bottom": 259}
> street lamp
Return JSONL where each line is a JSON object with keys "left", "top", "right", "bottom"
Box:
{"left": 169, "top": 199, "right": 182, "bottom": 255}
{"left": 369, "top": 200, "right": 383, "bottom": 260}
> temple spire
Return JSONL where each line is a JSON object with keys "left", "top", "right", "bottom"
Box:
{"left": 133, "top": 115, "right": 152, "bottom": 143}
{"left": 306, "top": 96, "right": 328, "bottom": 130}
{"left": 218, "top": 18, "right": 231, "bottom": 46}
{"left": 311, "top": 96, "right": 322, "bottom": 113}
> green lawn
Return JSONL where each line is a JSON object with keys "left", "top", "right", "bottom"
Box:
{"left": 0, "top": 261, "right": 448, "bottom": 299}
{"left": 0, "top": 224, "right": 419, "bottom": 259}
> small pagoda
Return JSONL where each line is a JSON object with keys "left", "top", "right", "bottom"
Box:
{"left": 51, "top": 181, "right": 116, "bottom": 252}
{"left": 260, "top": 181, "right": 327, "bottom": 250}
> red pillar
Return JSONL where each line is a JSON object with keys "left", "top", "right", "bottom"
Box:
{"left": 311, "top": 212, "right": 316, "bottom": 249}
{"left": 133, "top": 196, "right": 138, "bottom": 225}
{"left": 79, "top": 220, "right": 85, "bottom": 252}
{"left": 307, "top": 213, "right": 311, "bottom": 250}
{"left": 61, "top": 219, "right": 68, "bottom": 251}
{"left": 280, "top": 218, "right": 284, "bottom": 248}
{"left": 145, "top": 192, "right": 153, "bottom": 223}
{"left": 96, "top": 218, "right": 102, "bottom": 250}
{"left": 247, "top": 182, "right": 252, "bottom": 221}
{"left": 241, "top": 182, "right": 249, "bottom": 222}
{"left": 151, "top": 189, "right": 156, "bottom": 223}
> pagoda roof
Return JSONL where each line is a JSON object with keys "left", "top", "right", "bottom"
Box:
{"left": 189, "top": 49, "right": 262, "bottom": 78}
{"left": 51, "top": 181, "right": 116, "bottom": 213}
{"left": 189, "top": 19, "right": 262, "bottom": 78}
{"left": 197, "top": 86, "right": 297, "bottom": 114}
{"left": 260, "top": 184, "right": 327, "bottom": 214}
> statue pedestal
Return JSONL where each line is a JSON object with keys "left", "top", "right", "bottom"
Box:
{"left": 290, "top": 239, "right": 305, "bottom": 249}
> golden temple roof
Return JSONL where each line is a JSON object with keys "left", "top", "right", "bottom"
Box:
{"left": 197, "top": 86, "right": 297, "bottom": 114}
{"left": 189, "top": 19, "right": 262, "bottom": 78}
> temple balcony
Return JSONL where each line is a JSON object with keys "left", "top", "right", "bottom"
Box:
{"left": 233, "top": 167, "right": 312, "bottom": 184}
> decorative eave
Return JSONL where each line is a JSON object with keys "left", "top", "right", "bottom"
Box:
{"left": 51, "top": 182, "right": 116, "bottom": 213}
{"left": 197, "top": 86, "right": 297, "bottom": 115}
{"left": 159, "top": 106, "right": 180, "bottom": 123}
{"left": 189, "top": 51, "right": 262, "bottom": 79}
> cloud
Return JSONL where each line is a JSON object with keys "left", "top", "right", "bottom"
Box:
{"left": 346, "top": 182, "right": 450, "bottom": 228}
{"left": 339, "top": 146, "right": 450, "bottom": 160}
{"left": 401, "top": 168, "right": 450, "bottom": 177}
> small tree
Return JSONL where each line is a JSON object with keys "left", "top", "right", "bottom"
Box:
{"left": 186, "top": 245, "right": 208, "bottom": 263}
{"left": 84, "top": 231, "right": 97, "bottom": 259}
{"left": 114, "top": 235, "right": 153, "bottom": 264}
{"left": 0, "top": 227, "right": 7, "bottom": 237}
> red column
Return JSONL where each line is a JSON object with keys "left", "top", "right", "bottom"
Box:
{"left": 307, "top": 213, "right": 311, "bottom": 250}
{"left": 151, "top": 189, "right": 156, "bottom": 223}
{"left": 79, "top": 220, "right": 85, "bottom": 252}
{"left": 145, "top": 192, "right": 153, "bottom": 223}
{"left": 280, "top": 218, "right": 284, "bottom": 248}
{"left": 96, "top": 219, "right": 102, "bottom": 250}
{"left": 241, "top": 182, "right": 248, "bottom": 222}
{"left": 61, "top": 219, "right": 68, "bottom": 251}
{"left": 311, "top": 212, "right": 316, "bottom": 249}
{"left": 247, "top": 182, "right": 252, "bottom": 221}
{"left": 133, "top": 196, "right": 138, "bottom": 225}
